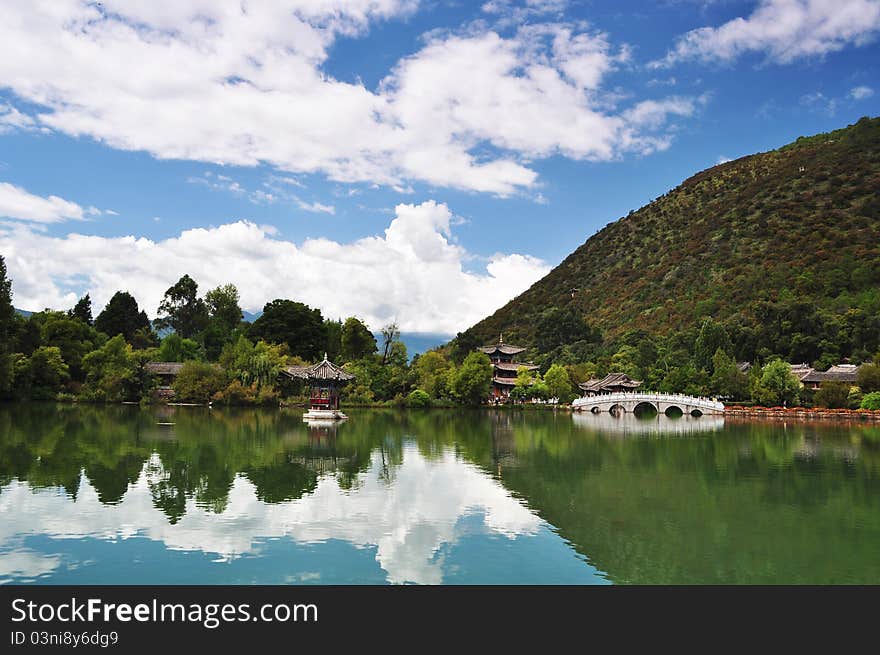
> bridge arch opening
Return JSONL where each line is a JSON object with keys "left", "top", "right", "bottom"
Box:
{"left": 664, "top": 405, "right": 683, "bottom": 418}
{"left": 633, "top": 402, "right": 658, "bottom": 419}
{"left": 590, "top": 406, "right": 600, "bottom": 414}
{"left": 609, "top": 404, "right": 626, "bottom": 416}
{"left": 690, "top": 409, "right": 703, "bottom": 417}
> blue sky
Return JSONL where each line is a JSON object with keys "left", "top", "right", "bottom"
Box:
{"left": 0, "top": 0, "right": 878, "bottom": 335}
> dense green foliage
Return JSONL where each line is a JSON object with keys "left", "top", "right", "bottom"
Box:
{"left": 861, "top": 392, "right": 880, "bottom": 410}
{"left": 249, "top": 299, "right": 325, "bottom": 360}
{"left": 813, "top": 381, "right": 852, "bottom": 409}
{"left": 156, "top": 274, "right": 210, "bottom": 339}
{"left": 94, "top": 291, "right": 151, "bottom": 342}
{"left": 450, "top": 352, "right": 493, "bottom": 405}
{"left": 456, "top": 117, "right": 880, "bottom": 368}
{"left": 171, "top": 361, "right": 227, "bottom": 402}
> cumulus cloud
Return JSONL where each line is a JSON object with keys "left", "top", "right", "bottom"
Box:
{"left": 653, "top": 0, "right": 880, "bottom": 68}
{"left": 0, "top": 200, "right": 549, "bottom": 333}
{"left": 0, "top": 181, "right": 90, "bottom": 224}
{"left": 0, "top": 1, "right": 699, "bottom": 195}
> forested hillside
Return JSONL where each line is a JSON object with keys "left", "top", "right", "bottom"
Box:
{"left": 453, "top": 116, "right": 880, "bottom": 369}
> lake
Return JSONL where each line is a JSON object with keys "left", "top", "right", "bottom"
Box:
{"left": 1, "top": 404, "right": 879, "bottom": 584}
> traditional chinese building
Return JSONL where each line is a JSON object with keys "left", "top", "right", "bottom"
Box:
{"left": 800, "top": 363, "right": 861, "bottom": 390}
{"left": 144, "top": 362, "right": 184, "bottom": 400}
{"left": 478, "top": 334, "right": 539, "bottom": 401}
{"left": 282, "top": 354, "right": 355, "bottom": 420}
{"left": 578, "top": 372, "right": 642, "bottom": 396}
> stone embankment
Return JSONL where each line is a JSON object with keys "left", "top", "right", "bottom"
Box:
{"left": 725, "top": 406, "right": 880, "bottom": 422}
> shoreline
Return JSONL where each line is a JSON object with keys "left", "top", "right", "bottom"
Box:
{"left": 724, "top": 406, "right": 880, "bottom": 422}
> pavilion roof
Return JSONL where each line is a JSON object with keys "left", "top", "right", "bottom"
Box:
{"left": 145, "top": 362, "right": 185, "bottom": 376}
{"left": 478, "top": 333, "right": 527, "bottom": 356}
{"left": 578, "top": 372, "right": 642, "bottom": 392}
{"left": 283, "top": 355, "right": 355, "bottom": 382}
{"left": 492, "top": 361, "right": 539, "bottom": 372}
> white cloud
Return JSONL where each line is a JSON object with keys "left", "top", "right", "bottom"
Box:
{"left": 0, "top": 103, "right": 41, "bottom": 134}
{"left": 654, "top": 0, "right": 880, "bottom": 67}
{"left": 0, "top": 181, "right": 88, "bottom": 223}
{"left": 716, "top": 155, "right": 732, "bottom": 164}
{"left": 295, "top": 199, "right": 336, "bottom": 214}
{"left": 800, "top": 91, "right": 838, "bottom": 115}
{"left": 0, "top": 200, "right": 549, "bottom": 333}
{"left": 0, "top": 2, "right": 699, "bottom": 195}
{"left": 850, "top": 85, "right": 875, "bottom": 99}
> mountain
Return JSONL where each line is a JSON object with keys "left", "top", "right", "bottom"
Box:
{"left": 380, "top": 332, "right": 452, "bottom": 358}
{"left": 453, "top": 116, "right": 880, "bottom": 364}
{"left": 14, "top": 308, "right": 32, "bottom": 318}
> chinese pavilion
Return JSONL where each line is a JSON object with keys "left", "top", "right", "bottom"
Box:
{"left": 478, "top": 334, "right": 539, "bottom": 401}
{"left": 282, "top": 354, "right": 355, "bottom": 420}
{"left": 578, "top": 373, "right": 642, "bottom": 396}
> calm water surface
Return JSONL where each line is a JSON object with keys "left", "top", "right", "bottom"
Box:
{"left": 1, "top": 404, "right": 878, "bottom": 584}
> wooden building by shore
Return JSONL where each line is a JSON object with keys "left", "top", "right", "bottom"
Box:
{"left": 478, "top": 335, "right": 538, "bottom": 401}
{"left": 578, "top": 373, "right": 642, "bottom": 396}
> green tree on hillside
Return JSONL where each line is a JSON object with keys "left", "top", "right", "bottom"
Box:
{"left": 340, "top": 317, "right": 377, "bottom": 362}
{"left": 324, "top": 319, "right": 343, "bottom": 362}
{"left": 81, "top": 335, "right": 152, "bottom": 402}
{"left": 709, "top": 348, "right": 749, "bottom": 400}
{"left": 414, "top": 351, "right": 453, "bottom": 399}
{"left": 15, "top": 346, "right": 69, "bottom": 399}
{"left": 451, "top": 352, "right": 492, "bottom": 405}
{"left": 95, "top": 291, "right": 151, "bottom": 342}
{"left": 155, "top": 274, "right": 210, "bottom": 339}
{"left": 69, "top": 294, "right": 93, "bottom": 325}
{"left": 158, "top": 333, "right": 202, "bottom": 362}
{"left": 751, "top": 359, "right": 800, "bottom": 407}
{"left": 814, "top": 381, "right": 852, "bottom": 409}
{"left": 249, "top": 299, "right": 325, "bottom": 361}
{"left": 380, "top": 322, "right": 401, "bottom": 366}
{"left": 544, "top": 363, "right": 573, "bottom": 403}
{"left": 694, "top": 319, "right": 733, "bottom": 374}
{"left": 0, "top": 256, "right": 14, "bottom": 395}
{"left": 857, "top": 361, "right": 880, "bottom": 393}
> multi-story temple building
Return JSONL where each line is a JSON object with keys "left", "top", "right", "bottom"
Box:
{"left": 478, "top": 335, "right": 539, "bottom": 401}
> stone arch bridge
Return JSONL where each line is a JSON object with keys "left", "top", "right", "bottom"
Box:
{"left": 572, "top": 392, "right": 725, "bottom": 416}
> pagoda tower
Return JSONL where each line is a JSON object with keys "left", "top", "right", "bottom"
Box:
{"left": 478, "top": 334, "right": 539, "bottom": 401}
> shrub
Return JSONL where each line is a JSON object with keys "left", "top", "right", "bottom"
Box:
{"left": 813, "top": 381, "right": 851, "bottom": 409}
{"left": 172, "top": 361, "right": 227, "bottom": 403}
{"left": 861, "top": 392, "right": 880, "bottom": 410}
{"left": 407, "top": 389, "right": 431, "bottom": 408}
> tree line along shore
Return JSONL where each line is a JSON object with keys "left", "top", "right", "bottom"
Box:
{"left": 1, "top": 257, "right": 879, "bottom": 411}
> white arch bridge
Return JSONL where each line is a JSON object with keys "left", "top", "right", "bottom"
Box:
{"left": 572, "top": 392, "right": 725, "bottom": 416}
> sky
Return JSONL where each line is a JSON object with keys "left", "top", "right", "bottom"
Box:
{"left": 0, "top": 0, "right": 878, "bottom": 337}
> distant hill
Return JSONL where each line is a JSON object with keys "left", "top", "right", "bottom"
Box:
{"left": 14, "top": 308, "right": 32, "bottom": 318}
{"left": 453, "top": 116, "right": 880, "bottom": 363}
{"left": 386, "top": 333, "right": 452, "bottom": 358}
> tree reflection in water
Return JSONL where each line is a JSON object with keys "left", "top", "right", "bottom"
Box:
{"left": 1, "top": 404, "right": 879, "bottom": 583}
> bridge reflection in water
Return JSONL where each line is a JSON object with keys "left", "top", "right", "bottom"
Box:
{"left": 571, "top": 410, "right": 725, "bottom": 435}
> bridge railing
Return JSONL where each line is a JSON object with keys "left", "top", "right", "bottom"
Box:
{"left": 572, "top": 391, "right": 725, "bottom": 411}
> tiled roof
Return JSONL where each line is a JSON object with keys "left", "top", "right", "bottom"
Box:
{"left": 479, "top": 344, "right": 527, "bottom": 355}
{"left": 802, "top": 364, "right": 860, "bottom": 383}
{"left": 283, "top": 356, "right": 355, "bottom": 382}
{"left": 145, "top": 362, "right": 185, "bottom": 375}
{"left": 578, "top": 372, "right": 642, "bottom": 392}
{"left": 492, "top": 361, "right": 539, "bottom": 372}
